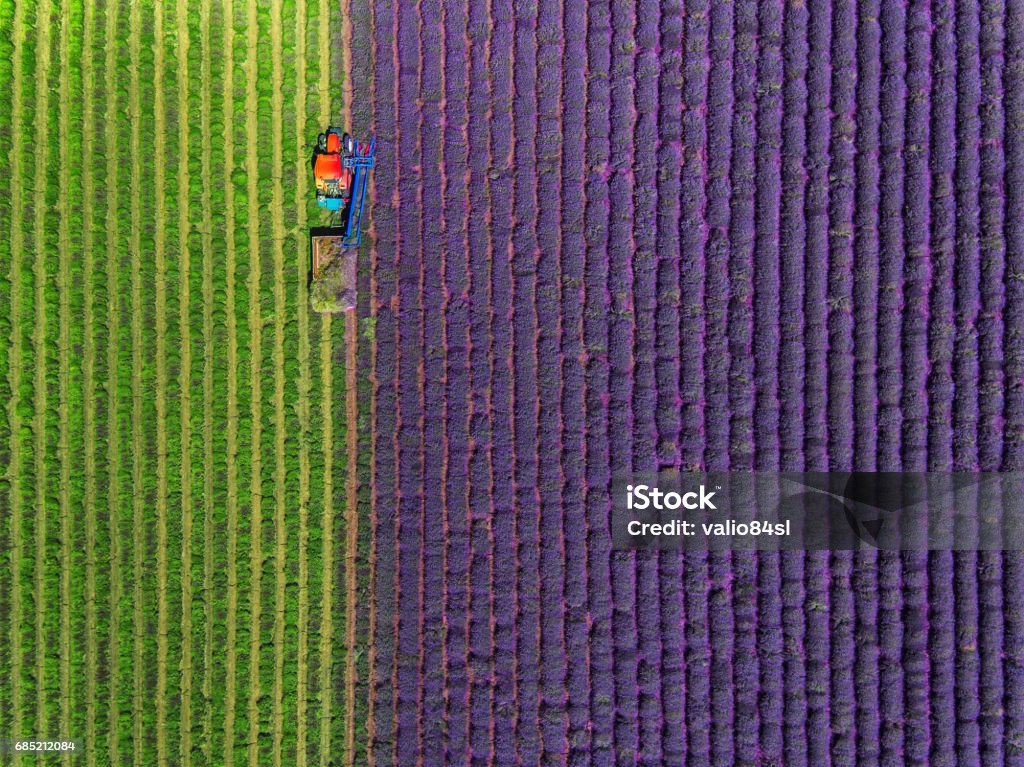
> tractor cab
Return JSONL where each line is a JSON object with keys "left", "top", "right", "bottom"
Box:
{"left": 313, "top": 129, "right": 353, "bottom": 210}
{"left": 311, "top": 127, "right": 375, "bottom": 247}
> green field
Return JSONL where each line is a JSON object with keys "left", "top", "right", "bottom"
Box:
{"left": 0, "top": 0, "right": 370, "bottom": 764}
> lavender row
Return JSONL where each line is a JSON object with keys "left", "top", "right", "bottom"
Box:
{"left": 876, "top": 0, "right": 906, "bottom": 470}
{"left": 701, "top": 0, "right": 733, "bottom": 470}
{"left": 509, "top": 0, "right": 543, "bottom": 760}
{"left": 656, "top": 3, "right": 688, "bottom": 762}
{"left": 535, "top": 0, "right": 570, "bottom": 760}
{"left": 582, "top": 1, "right": 615, "bottom": 762}
{"left": 394, "top": 0, "right": 426, "bottom": 757}
{"left": 632, "top": 0, "right": 664, "bottom": 760}
{"left": 853, "top": 0, "right": 881, "bottom": 470}
{"left": 607, "top": 0, "right": 640, "bottom": 760}
{"left": 558, "top": 0, "right": 592, "bottom": 761}
{"left": 977, "top": 1, "right": 1007, "bottom": 762}
{"left": 420, "top": 0, "right": 448, "bottom": 760}
{"left": 369, "top": 0, "right": 400, "bottom": 759}
{"left": 441, "top": 0, "right": 473, "bottom": 758}
{"left": 728, "top": 6, "right": 760, "bottom": 764}
{"left": 465, "top": 0, "right": 497, "bottom": 759}
{"left": 487, "top": 0, "right": 520, "bottom": 759}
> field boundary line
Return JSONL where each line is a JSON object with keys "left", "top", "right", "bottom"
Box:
{"left": 176, "top": 0, "right": 194, "bottom": 761}
{"left": 6, "top": 1, "right": 25, "bottom": 761}
{"left": 80, "top": 1, "right": 99, "bottom": 763}
{"left": 31, "top": 0, "right": 53, "bottom": 746}
{"left": 245, "top": 0, "right": 264, "bottom": 762}
{"left": 269, "top": 0, "right": 288, "bottom": 764}
{"left": 293, "top": 0, "right": 312, "bottom": 761}
{"left": 317, "top": 0, "right": 335, "bottom": 761}
{"left": 102, "top": 0, "right": 122, "bottom": 761}
{"left": 153, "top": 3, "right": 172, "bottom": 763}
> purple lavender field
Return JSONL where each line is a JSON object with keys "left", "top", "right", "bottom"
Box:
{"left": 353, "top": 0, "right": 1024, "bottom": 763}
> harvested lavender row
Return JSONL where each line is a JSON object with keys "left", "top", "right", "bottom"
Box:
{"left": 509, "top": 0, "right": 542, "bottom": 759}
{"left": 419, "top": 0, "right": 447, "bottom": 759}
